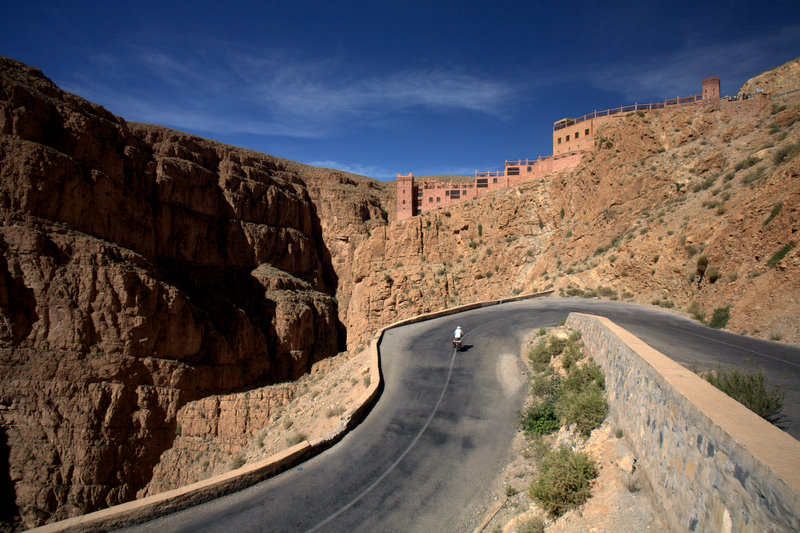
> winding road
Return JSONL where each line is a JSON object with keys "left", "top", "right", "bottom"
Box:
{"left": 125, "top": 298, "right": 800, "bottom": 533}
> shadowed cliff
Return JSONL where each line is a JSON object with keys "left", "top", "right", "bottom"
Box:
{"left": 0, "top": 56, "right": 385, "bottom": 527}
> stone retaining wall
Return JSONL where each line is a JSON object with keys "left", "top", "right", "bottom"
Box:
{"left": 566, "top": 313, "right": 800, "bottom": 533}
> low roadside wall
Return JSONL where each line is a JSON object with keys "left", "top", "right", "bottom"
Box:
{"left": 32, "top": 291, "right": 552, "bottom": 532}
{"left": 566, "top": 313, "right": 800, "bottom": 533}
{"left": 31, "top": 334, "right": 388, "bottom": 532}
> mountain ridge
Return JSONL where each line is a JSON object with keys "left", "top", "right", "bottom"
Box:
{"left": 0, "top": 54, "right": 798, "bottom": 528}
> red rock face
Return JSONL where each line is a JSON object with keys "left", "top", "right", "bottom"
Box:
{"left": 0, "top": 57, "right": 344, "bottom": 527}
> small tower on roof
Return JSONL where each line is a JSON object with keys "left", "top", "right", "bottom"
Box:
{"left": 397, "top": 173, "right": 415, "bottom": 221}
{"left": 703, "top": 77, "right": 720, "bottom": 101}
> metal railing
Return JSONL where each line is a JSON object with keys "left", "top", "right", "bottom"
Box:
{"left": 505, "top": 156, "right": 552, "bottom": 166}
{"left": 553, "top": 94, "right": 703, "bottom": 131}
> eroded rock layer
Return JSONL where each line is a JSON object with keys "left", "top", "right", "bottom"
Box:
{"left": 0, "top": 57, "right": 351, "bottom": 526}
{"left": 1, "top": 53, "right": 799, "bottom": 529}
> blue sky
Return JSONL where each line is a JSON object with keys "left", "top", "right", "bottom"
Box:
{"left": 2, "top": 1, "right": 799, "bottom": 180}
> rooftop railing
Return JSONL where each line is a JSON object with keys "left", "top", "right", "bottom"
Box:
{"left": 553, "top": 94, "right": 703, "bottom": 131}
{"left": 420, "top": 182, "right": 476, "bottom": 189}
{"left": 475, "top": 170, "right": 506, "bottom": 178}
{"left": 505, "top": 155, "right": 552, "bottom": 166}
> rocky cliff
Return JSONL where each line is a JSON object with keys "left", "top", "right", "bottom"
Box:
{"left": 0, "top": 56, "right": 388, "bottom": 527}
{"left": 344, "top": 73, "right": 799, "bottom": 347}
{"left": 741, "top": 57, "right": 800, "bottom": 96}
{"left": 1, "top": 53, "right": 798, "bottom": 529}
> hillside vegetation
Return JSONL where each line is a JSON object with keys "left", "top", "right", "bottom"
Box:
{"left": 0, "top": 55, "right": 797, "bottom": 528}
{"left": 344, "top": 68, "right": 799, "bottom": 347}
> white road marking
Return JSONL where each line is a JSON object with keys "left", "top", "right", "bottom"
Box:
{"left": 305, "top": 347, "right": 460, "bottom": 533}
{"left": 677, "top": 327, "right": 800, "bottom": 369}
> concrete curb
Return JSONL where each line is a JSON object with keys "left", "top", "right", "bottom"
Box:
{"left": 31, "top": 291, "right": 553, "bottom": 532}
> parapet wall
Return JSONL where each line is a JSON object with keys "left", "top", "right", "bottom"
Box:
{"left": 566, "top": 313, "right": 800, "bottom": 533}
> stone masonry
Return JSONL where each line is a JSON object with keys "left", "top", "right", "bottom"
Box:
{"left": 566, "top": 313, "right": 800, "bottom": 533}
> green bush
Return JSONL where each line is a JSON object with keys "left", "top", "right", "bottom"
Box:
{"left": 560, "top": 344, "right": 583, "bottom": 370}
{"left": 652, "top": 298, "right": 675, "bottom": 309}
{"left": 734, "top": 156, "right": 760, "bottom": 171}
{"left": 528, "top": 337, "right": 568, "bottom": 371}
{"left": 708, "top": 306, "right": 730, "bottom": 329}
{"left": 766, "top": 243, "right": 793, "bottom": 268}
{"left": 764, "top": 202, "right": 783, "bottom": 226}
{"left": 528, "top": 341, "right": 552, "bottom": 372}
{"left": 772, "top": 143, "right": 800, "bottom": 166}
{"left": 516, "top": 516, "right": 545, "bottom": 533}
{"left": 562, "top": 360, "right": 605, "bottom": 393}
{"left": 557, "top": 386, "right": 608, "bottom": 437}
{"left": 518, "top": 399, "right": 561, "bottom": 436}
{"left": 286, "top": 432, "right": 307, "bottom": 446}
{"left": 706, "top": 266, "right": 720, "bottom": 283}
{"left": 530, "top": 369, "right": 562, "bottom": 399}
{"left": 696, "top": 255, "right": 708, "bottom": 277}
{"left": 771, "top": 104, "right": 787, "bottom": 115}
{"left": 526, "top": 332, "right": 608, "bottom": 438}
{"left": 692, "top": 175, "right": 717, "bottom": 192}
{"left": 530, "top": 445, "right": 598, "bottom": 517}
{"left": 703, "top": 365, "right": 786, "bottom": 424}
{"left": 742, "top": 167, "right": 765, "bottom": 186}
{"left": 230, "top": 453, "right": 246, "bottom": 470}
{"left": 688, "top": 302, "right": 705, "bottom": 323}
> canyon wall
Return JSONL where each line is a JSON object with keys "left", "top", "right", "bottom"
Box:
{"left": 344, "top": 91, "right": 800, "bottom": 348}
{"left": 0, "top": 57, "right": 388, "bottom": 527}
{"left": 1, "top": 53, "right": 798, "bottom": 529}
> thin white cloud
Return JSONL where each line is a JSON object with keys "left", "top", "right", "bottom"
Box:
{"left": 305, "top": 161, "right": 482, "bottom": 180}
{"left": 62, "top": 47, "right": 516, "bottom": 140}
{"left": 587, "top": 24, "right": 800, "bottom": 100}
{"left": 307, "top": 160, "right": 394, "bottom": 178}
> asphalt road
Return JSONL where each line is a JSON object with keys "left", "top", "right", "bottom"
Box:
{"left": 124, "top": 298, "right": 800, "bottom": 533}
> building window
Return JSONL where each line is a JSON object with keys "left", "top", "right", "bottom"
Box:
{"left": 575, "top": 131, "right": 579, "bottom": 139}
{"left": 585, "top": 128, "right": 589, "bottom": 136}
{"left": 436, "top": 197, "right": 441, "bottom": 202}
{"left": 566, "top": 134, "right": 570, "bottom": 141}
{"left": 507, "top": 167, "right": 520, "bottom": 176}
{"left": 493, "top": 178, "right": 498, "bottom": 184}
{"left": 477, "top": 178, "right": 488, "bottom": 188}
{"left": 527, "top": 166, "right": 532, "bottom": 172}
{"left": 429, "top": 197, "right": 433, "bottom": 203}
{"left": 450, "top": 190, "right": 460, "bottom": 199}
{"left": 557, "top": 137, "right": 562, "bottom": 144}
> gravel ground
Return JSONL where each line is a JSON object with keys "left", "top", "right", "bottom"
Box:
{"left": 233, "top": 347, "right": 373, "bottom": 466}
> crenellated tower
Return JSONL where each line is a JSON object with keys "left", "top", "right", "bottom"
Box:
{"left": 703, "top": 77, "right": 720, "bottom": 101}
{"left": 397, "top": 173, "right": 416, "bottom": 221}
